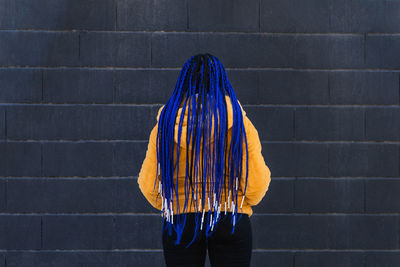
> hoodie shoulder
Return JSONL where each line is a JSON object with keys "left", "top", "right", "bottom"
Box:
{"left": 156, "top": 105, "right": 165, "bottom": 122}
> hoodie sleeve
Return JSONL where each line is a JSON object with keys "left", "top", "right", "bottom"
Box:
{"left": 241, "top": 116, "right": 272, "bottom": 206}
{"left": 137, "top": 123, "right": 162, "bottom": 211}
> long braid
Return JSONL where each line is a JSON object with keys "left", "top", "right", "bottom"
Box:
{"left": 154, "top": 53, "right": 249, "bottom": 247}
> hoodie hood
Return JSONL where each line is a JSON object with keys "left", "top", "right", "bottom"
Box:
{"left": 156, "top": 95, "right": 246, "bottom": 149}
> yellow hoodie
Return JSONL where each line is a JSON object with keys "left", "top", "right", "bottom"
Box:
{"left": 137, "top": 95, "right": 271, "bottom": 217}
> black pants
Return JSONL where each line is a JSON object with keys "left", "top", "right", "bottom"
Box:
{"left": 162, "top": 212, "right": 252, "bottom": 267}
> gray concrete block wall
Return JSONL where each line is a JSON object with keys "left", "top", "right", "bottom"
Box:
{"left": 0, "top": 0, "right": 399, "bottom": 266}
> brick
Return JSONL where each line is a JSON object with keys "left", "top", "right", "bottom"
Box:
{"left": 151, "top": 33, "right": 295, "bottom": 68}
{"left": 0, "top": 0, "right": 115, "bottom": 30}
{"left": 43, "top": 69, "right": 114, "bottom": 103}
{"left": 109, "top": 106, "right": 158, "bottom": 140}
{"left": 296, "top": 252, "right": 365, "bottom": 267}
{"left": 331, "top": 0, "right": 400, "bottom": 33}
{"left": 0, "top": 215, "right": 41, "bottom": 249}
{"left": 329, "top": 143, "right": 399, "bottom": 177}
{"left": 0, "top": 69, "right": 42, "bottom": 103}
{"left": 0, "top": 181, "right": 5, "bottom": 212}
{"left": 117, "top": 0, "right": 186, "bottom": 31}
{"left": 7, "top": 105, "right": 155, "bottom": 140}
{"left": 261, "top": 0, "right": 400, "bottom": 34}
{"left": 42, "top": 142, "right": 113, "bottom": 177}
{"left": 0, "top": 142, "right": 41, "bottom": 176}
{"left": 294, "top": 178, "right": 364, "bottom": 212}
{"left": 366, "top": 35, "right": 400, "bottom": 68}
{"left": 113, "top": 142, "right": 147, "bottom": 177}
{"left": 366, "top": 108, "right": 400, "bottom": 141}
{"left": 225, "top": 70, "right": 259, "bottom": 105}
{"left": 251, "top": 252, "right": 293, "bottom": 267}
{"left": 0, "top": 31, "right": 78, "bottom": 66}
{"left": 366, "top": 179, "right": 400, "bottom": 212}
{"left": 189, "top": 0, "right": 258, "bottom": 32}
{"left": 115, "top": 69, "right": 178, "bottom": 104}
{"left": 252, "top": 214, "right": 398, "bottom": 249}
{"left": 295, "top": 107, "right": 365, "bottom": 140}
{"left": 245, "top": 106, "right": 294, "bottom": 141}
{"left": 42, "top": 215, "right": 115, "bottom": 249}
{"left": 257, "top": 70, "right": 329, "bottom": 104}
{"left": 265, "top": 143, "right": 329, "bottom": 177}
{"left": 7, "top": 106, "right": 111, "bottom": 140}
{"left": 294, "top": 35, "right": 364, "bottom": 68}
{"left": 6, "top": 251, "right": 165, "bottom": 267}
{"left": 114, "top": 215, "right": 162, "bottom": 249}
{"left": 253, "top": 178, "right": 294, "bottom": 213}
{"left": 0, "top": 107, "right": 4, "bottom": 140}
{"left": 6, "top": 178, "right": 151, "bottom": 213}
{"left": 330, "top": 71, "right": 399, "bottom": 105}
{"left": 261, "top": 0, "right": 330, "bottom": 33}
{"left": 365, "top": 252, "right": 400, "bottom": 267}
{"left": 79, "top": 32, "right": 151, "bottom": 67}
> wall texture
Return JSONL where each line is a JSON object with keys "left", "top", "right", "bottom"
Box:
{"left": 0, "top": 0, "right": 399, "bottom": 266}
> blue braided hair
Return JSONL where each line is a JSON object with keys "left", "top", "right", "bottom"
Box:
{"left": 153, "top": 53, "right": 249, "bottom": 247}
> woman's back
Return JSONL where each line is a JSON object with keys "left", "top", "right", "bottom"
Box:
{"left": 137, "top": 53, "right": 271, "bottom": 266}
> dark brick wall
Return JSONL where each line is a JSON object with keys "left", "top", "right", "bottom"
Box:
{"left": 0, "top": 0, "right": 399, "bottom": 266}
